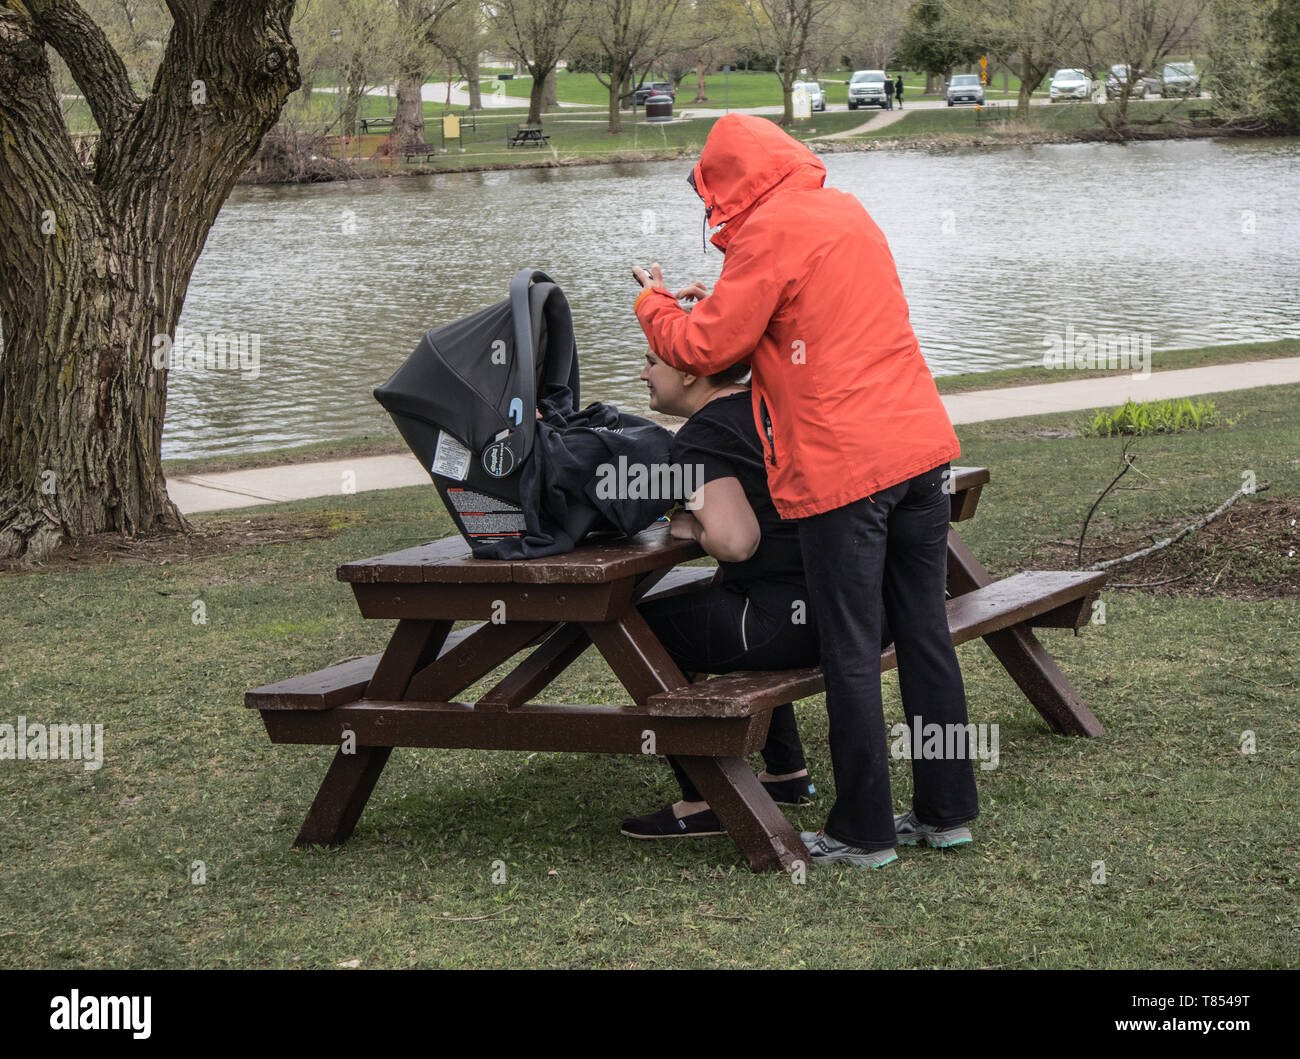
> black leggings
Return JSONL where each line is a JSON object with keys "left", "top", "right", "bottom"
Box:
{"left": 638, "top": 580, "right": 819, "bottom": 801}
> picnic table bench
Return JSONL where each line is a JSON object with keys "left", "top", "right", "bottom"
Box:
{"left": 247, "top": 466, "right": 1107, "bottom": 872}
{"left": 507, "top": 124, "right": 549, "bottom": 148}
{"left": 399, "top": 142, "right": 438, "bottom": 163}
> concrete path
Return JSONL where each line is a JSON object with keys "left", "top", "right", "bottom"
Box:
{"left": 167, "top": 357, "right": 1300, "bottom": 515}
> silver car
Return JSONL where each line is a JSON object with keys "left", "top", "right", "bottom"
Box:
{"left": 1162, "top": 62, "right": 1200, "bottom": 98}
{"left": 947, "top": 74, "right": 985, "bottom": 106}
{"left": 1050, "top": 68, "right": 1092, "bottom": 102}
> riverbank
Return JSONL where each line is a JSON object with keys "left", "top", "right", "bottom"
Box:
{"left": 243, "top": 99, "right": 1274, "bottom": 185}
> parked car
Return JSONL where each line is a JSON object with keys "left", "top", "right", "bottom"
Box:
{"left": 946, "top": 73, "right": 986, "bottom": 106}
{"left": 1161, "top": 61, "right": 1200, "bottom": 97}
{"left": 847, "top": 69, "right": 889, "bottom": 109}
{"left": 1105, "top": 64, "right": 1159, "bottom": 99}
{"left": 1049, "top": 68, "right": 1092, "bottom": 102}
{"left": 632, "top": 81, "right": 676, "bottom": 106}
{"left": 792, "top": 80, "right": 826, "bottom": 111}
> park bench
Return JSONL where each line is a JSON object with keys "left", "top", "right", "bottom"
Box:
{"left": 359, "top": 116, "right": 395, "bottom": 134}
{"left": 400, "top": 142, "right": 438, "bottom": 163}
{"left": 246, "top": 466, "right": 1107, "bottom": 871}
{"left": 507, "top": 124, "right": 549, "bottom": 148}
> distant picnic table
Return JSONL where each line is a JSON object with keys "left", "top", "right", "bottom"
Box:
{"left": 507, "top": 123, "right": 549, "bottom": 148}
{"left": 247, "top": 466, "right": 1107, "bottom": 871}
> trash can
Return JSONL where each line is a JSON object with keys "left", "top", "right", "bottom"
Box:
{"left": 645, "top": 93, "right": 673, "bottom": 122}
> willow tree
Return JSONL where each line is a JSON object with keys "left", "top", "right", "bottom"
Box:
{"left": 0, "top": 1, "right": 300, "bottom": 560}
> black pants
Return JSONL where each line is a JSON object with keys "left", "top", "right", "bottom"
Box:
{"left": 639, "top": 580, "right": 818, "bottom": 802}
{"left": 797, "top": 462, "right": 979, "bottom": 850}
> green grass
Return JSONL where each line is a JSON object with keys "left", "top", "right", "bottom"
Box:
{"left": 851, "top": 97, "right": 1198, "bottom": 141}
{"left": 2, "top": 381, "right": 1297, "bottom": 968}
{"left": 935, "top": 338, "right": 1300, "bottom": 395}
{"left": 328, "top": 107, "right": 873, "bottom": 173}
{"left": 503, "top": 69, "right": 1034, "bottom": 109}
{"left": 1082, "top": 397, "right": 1233, "bottom": 437}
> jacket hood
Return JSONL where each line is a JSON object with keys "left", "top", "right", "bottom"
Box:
{"left": 690, "top": 114, "right": 827, "bottom": 251}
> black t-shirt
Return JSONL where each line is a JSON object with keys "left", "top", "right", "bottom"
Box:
{"left": 671, "top": 391, "right": 805, "bottom": 591}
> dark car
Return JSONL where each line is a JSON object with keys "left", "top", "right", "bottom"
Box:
{"left": 632, "top": 81, "right": 676, "bottom": 106}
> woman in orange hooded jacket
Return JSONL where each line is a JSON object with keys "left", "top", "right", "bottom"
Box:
{"left": 633, "top": 114, "right": 979, "bottom": 866}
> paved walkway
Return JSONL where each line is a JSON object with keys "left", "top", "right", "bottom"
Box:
{"left": 167, "top": 357, "right": 1300, "bottom": 514}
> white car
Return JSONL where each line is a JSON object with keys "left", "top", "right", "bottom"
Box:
{"left": 793, "top": 80, "right": 826, "bottom": 112}
{"left": 1050, "top": 68, "right": 1092, "bottom": 102}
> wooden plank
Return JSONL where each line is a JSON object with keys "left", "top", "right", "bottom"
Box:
{"left": 245, "top": 653, "right": 382, "bottom": 711}
{"left": 584, "top": 608, "right": 690, "bottom": 705}
{"left": 646, "top": 570, "right": 1109, "bottom": 717}
{"left": 260, "top": 701, "right": 768, "bottom": 757}
{"left": 337, "top": 537, "right": 511, "bottom": 585}
{"left": 477, "top": 625, "right": 591, "bottom": 711}
{"left": 293, "top": 746, "right": 393, "bottom": 847}
{"left": 366, "top": 619, "right": 453, "bottom": 700}
{"left": 511, "top": 524, "right": 703, "bottom": 584}
{"left": 673, "top": 755, "right": 808, "bottom": 872}
{"left": 948, "top": 466, "right": 990, "bottom": 523}
{"left": 350, "top": 581, "right": 625, "bottom": 623}
{"left": 404, "top": 620, "right": 555, "bottom": 702}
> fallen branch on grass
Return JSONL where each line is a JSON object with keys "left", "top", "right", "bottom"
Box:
{"left": 1085, "top": 482, "right": 1269, "bottom": 572}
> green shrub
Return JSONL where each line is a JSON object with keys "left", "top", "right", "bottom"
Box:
{"left": 1082, "top": 397, "right": 1237, "bottom": 437}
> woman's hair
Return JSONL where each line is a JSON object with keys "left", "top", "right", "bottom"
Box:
{"left": 706, "top": 363, "right": 751, "bottom": 387}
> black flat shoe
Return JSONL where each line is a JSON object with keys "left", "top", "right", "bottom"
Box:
{"left": 761, "top": 776, "right": 816, "bottom": 806}
{"left": 619, "top": 804, "right": 725, "bottom": 839}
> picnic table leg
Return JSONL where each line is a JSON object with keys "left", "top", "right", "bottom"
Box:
{"left": 675, "top": 755, "right": 810, "bottom": 873}
{"left": 585, "top": 613, "right": 808, "bottom": 872}
{"left": 947, "top": 530, "right": 1104, "bottom": 737}
{"left": 291, "top": 618, "right": 451, "bottom": 847}
{"left": 294, "top": 745, "right": 393, "bottom": 847}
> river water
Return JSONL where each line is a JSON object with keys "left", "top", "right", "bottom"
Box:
{"left": 168, "top": 136, "right": 1300, "bottom": 458}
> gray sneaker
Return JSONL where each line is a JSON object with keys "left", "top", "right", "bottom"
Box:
{"left": 894, "top": 809, "right": 973, "bottom": 848}
{"left": 799, "top": 830, "right": 898, "bottom": 868}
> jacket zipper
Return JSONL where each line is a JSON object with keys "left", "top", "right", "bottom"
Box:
{"left": 758, "top": 395, "right": 777, "bottom": 467}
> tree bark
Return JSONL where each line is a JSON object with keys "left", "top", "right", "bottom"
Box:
{"left": 395, "top": 61, "right": 426, "bottom": 145}
{"left": 0, "top": 1, "right": 300, "bottom": 560}
{"left": 459, "top": 59, "right": 482, "bottom": 110}
{"left": 694, "top": 61, "right": 708, "bottom": 102}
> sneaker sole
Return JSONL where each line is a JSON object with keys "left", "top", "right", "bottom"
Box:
{"left": 619, "top": 827, "right": 727, "bottom": 839}
{"left": 809, "top": 850, "right": 898, "bottom": 868}
{"left": 897, "top": 829, "right": 973, "bottom": 848}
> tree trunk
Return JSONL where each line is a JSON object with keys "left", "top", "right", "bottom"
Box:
{"left": 460, "top": 60, "right": 482, "bottom": 110}
{"left": 342, "top": 53, "right": 365, "bottom": 138}
{"left": 527, "top": 72, "right": 546, "bottom": 124}
{"left": 542, "top": 69, "right": 557, "bottom": 112}
{"left": 395, "top": 62, "right": 426, "bottom": 145}
{"left": 0, "top": 1, "right": 300, "bottom": 561}
{"left": 694, "top": 61, "right": 709, "bottom": 102}
{"left": 1018, "top": 54, "right": 1044, "bottom": 120}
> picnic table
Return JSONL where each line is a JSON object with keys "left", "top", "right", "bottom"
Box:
{"left": 399, "top": 142, "right": 438, "bottom": 163}
{"left": 247, "top": 466, "right": 1108, "bottom": 871}
{"left": 507, "top": 124, "right": 550, "bottom": 148}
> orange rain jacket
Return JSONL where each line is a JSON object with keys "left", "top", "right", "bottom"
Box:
{"left": 634, "top": 114, "right": 959, "bottom": 520}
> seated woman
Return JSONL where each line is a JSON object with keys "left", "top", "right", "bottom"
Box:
{"left": 620, "top": 345, "right": 821, "bottom": 838}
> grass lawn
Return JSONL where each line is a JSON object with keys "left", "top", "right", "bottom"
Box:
{"left": 933, "top": 338, "right": 1300, "bottom": 395}
{"left": 851, "top": 98, "right": 1199, "bottom": 140}
{"left": 505, "top": 69, "right": 1036, "bottom": 109}
{"left": 3, "top": 379, "right": 1297, "bottom": 968}
{"left": 328, "top": 107, "right": 872, "bottom": 174}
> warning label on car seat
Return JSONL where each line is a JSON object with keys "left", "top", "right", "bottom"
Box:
{"left": 445, "top": 488, "right": 527, "bottom": 537}
{"left": 432, "top": 431, "right": 472, "bottom": 481}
